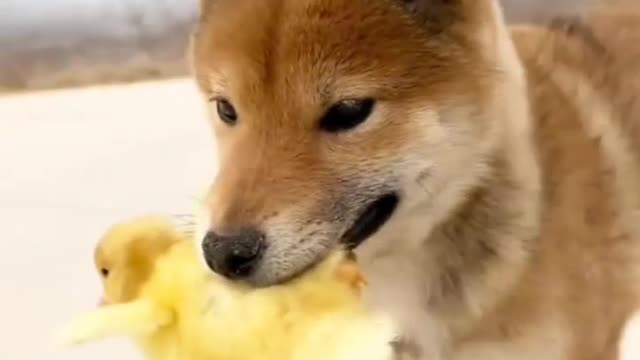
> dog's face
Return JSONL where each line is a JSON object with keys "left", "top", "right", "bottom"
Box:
{"left": 191, "top": 0, "right": 504, "bottom": 286}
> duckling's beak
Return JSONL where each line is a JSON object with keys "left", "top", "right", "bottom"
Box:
{"left": 336, "top": 260, "right": 367, "bottom": 293}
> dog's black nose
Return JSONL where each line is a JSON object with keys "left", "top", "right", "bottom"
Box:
{"left": 201, "top": 228, "right": 265, "bottom": 280}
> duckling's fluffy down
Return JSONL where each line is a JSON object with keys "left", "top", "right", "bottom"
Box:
{"left": 58, "top": 216, "right": 397, "bottom": 360}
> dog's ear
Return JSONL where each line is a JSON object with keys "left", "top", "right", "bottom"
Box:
{"left": 401, "top": 0, "right": 463, "bottom": 29}
{"left": 398, "top": 0, "right": 514, "bottom": 67}
{"left": 200, "top": 0, "right": 212, "bottom": 14}
{"left": 199, "top": 0, "right": 216, "bottom": 22}
{"left": 398, "top": 0, "right": 494, "bottom": 34}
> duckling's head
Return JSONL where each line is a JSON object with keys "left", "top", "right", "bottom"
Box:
{"left": 94, "top": 216, "right": 184, "bottom": 305}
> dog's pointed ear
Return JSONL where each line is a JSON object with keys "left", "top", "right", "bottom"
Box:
{"left": 199, "top": 0, "right": 216, "bottom": 22}
{"left": 399, "top": 0, "right": 464, "bottom": 31}
{"left": 398, "top": 0, "right": 514, "bottom": 67}
{"left": 398, "top": 0, "right": 495, "bottom": 33}
{"left": 200, "top": 0, "right": 212, "bottom": 14}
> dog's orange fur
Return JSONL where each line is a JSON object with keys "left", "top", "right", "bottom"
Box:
{"left": 190, "top": 1, "right": 640, "bottom": 359}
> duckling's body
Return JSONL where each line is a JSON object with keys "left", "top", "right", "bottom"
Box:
{"left": 58, "top": 216, "right": 395, "bottom": 360}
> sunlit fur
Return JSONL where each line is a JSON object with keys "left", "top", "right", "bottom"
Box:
{"left": 57, "top": 216, "right": 396, "bottom": 360}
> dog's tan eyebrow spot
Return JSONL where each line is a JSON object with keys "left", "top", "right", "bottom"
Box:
{"left": 202, "top": 75, "right": 228, "bottom": 98}
{"left": 209, "top": 74, "right": 228, "bottom": 92}
{"left": 193, "top": 65, "right": 227, "bottom": 97}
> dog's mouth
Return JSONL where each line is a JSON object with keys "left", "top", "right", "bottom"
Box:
{"left": 257, "top": 193, "right": 400, "bottom": 287}
{"left": 341, "top": 193, "right": 400, "bottom": 250}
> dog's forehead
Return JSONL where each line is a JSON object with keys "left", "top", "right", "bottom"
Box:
{"left": 194, "top": 0, "right": 446, "bottom": 103}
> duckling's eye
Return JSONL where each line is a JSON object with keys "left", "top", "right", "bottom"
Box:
{"left": 319, "top": 98, "right": 376, "bottom": 133}
{"left": 100, "top": 268, "right": 109, "bottom": 277}
{"left": 215, "top": 98, "right": 238, "bottom": 126}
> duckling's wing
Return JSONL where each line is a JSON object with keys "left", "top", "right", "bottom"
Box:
{"left": 56, "top": 299, "right": 173, "bottom": 347}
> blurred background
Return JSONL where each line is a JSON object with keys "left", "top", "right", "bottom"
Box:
{"left": 0, "top": 1, "right": 628, "bottom": 360}
{"left": 0, "top": 0, "right": 605, "bottom": 93}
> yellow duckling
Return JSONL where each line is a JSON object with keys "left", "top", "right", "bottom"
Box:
{"left": 57, "top": 216, "right": 396, "bottom": 360}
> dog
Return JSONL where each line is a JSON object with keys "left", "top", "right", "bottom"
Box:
{"left": 188, "top": 1, "right": 640, "bottom": 359}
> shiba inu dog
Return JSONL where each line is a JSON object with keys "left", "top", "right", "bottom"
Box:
{"left": 189, "top": 0, "right": 640, "bottom": 359}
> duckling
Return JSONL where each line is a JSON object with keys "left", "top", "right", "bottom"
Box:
{"left": 57, "top": 215, "right": 396, "bottom": 360}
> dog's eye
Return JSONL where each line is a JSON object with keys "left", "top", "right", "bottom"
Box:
{"left": 100, "top": 268, "right": 109, "bottom": 277}
{"left": 319, "top": 98, "right": 376, "bottom": 133}
{"left": 215, "top": 98, "right": 238, "bottom": 126}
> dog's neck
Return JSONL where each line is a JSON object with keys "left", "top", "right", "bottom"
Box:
{"left": 358, "top": 55, "right": 542, "bottom": 356}
{"left": 357, "top": 5, "right": 543, "bottom": 348}
{"left": 428, "top": 28, "right": 543, "bottom": 335}
{"left": 429, "top": 142, "right": 541, "bottom": 327}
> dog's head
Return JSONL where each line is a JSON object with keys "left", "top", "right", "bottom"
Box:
{"left": 190, "top": 0, "right": 521, "bottom": 286}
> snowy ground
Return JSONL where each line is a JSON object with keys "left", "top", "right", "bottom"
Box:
{"left": 0, "top": 78, "right": 215, "bottom": 360}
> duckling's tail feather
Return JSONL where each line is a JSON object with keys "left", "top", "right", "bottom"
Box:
{"left": 56, "top": 300, "right": 172, "bottom": 347}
